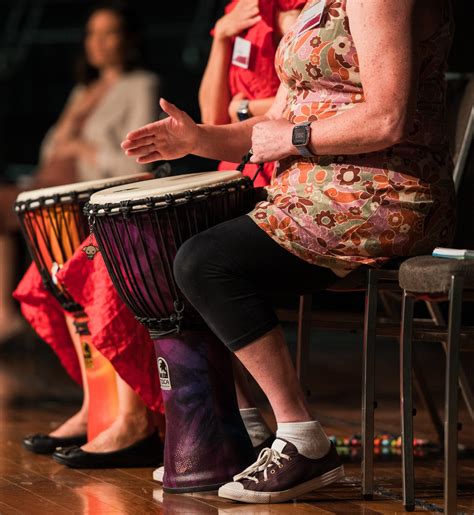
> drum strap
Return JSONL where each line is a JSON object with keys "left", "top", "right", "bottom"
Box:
{"left": 237, "top": 150, "right": 264, "bottom": 184}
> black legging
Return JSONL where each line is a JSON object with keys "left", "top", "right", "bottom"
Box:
{"left": 173, "top": 215, "right": 338, "bottom": 352}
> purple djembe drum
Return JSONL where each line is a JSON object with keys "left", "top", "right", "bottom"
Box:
{"left": 86, "top": 171, "right": 256, "bottom": 493}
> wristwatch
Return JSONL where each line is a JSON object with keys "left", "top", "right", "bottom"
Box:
{"left": 292, "top": 121, "right": 315, "bottom": 157}
{"left": 237, "top": 99, "right": 251, "bottom": 121}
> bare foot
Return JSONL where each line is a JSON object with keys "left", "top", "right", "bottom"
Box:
{"left": 49, "top": 409, "right": 88, "bottom": 438}
{"left": 81, "top": 413, "right": 154, "bottom": 453}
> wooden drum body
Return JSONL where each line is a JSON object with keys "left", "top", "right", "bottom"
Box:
{"left": 15, "top": 173, "right": 151, "bottom": 440}
{"left": 87, "top": 171, "right": 256, "bottom": 492}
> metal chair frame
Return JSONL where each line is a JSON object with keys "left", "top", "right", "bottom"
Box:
{"left": 400, "top": 275, "right": 474, "bottom": 513}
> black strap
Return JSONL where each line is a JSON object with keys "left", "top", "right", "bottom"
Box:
{"left": 237, "top": 149, "right": 264, "bottom": 185}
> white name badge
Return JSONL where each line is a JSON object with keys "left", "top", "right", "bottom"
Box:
{"left": 297, "top": 0, "right": 326, "bottom": 33}
{"left": 232, "top": 37, "right": 252, "bottom": 69}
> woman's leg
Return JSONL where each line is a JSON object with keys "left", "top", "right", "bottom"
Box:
{"left": 49, "top": 315, "right": 90, "bottom": 438}
{"left": 233, "top": 357, "right": 256, "bottom": 410}
{"left": 174, "top": 216, "right": 343, "bottom": 501}
{"left": 0, "top": 234, "right": 24, "bottom": 342}
{"left": 81, "top": 373, "right": 155, "bottom": 453}
{"left": 173, "top": 215, "right": 336, "bottom": 426}
{"left": 235, "top": 326, "right": 312, "bottom": 423}
{"left": 233, "top": 357, "right": 274, "bottom": 448}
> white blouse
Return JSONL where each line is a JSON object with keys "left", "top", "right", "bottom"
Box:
{"left": 41, "top": 69, "right": 161, "bottom": 181}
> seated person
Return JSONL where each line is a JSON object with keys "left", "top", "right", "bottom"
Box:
{"left": 122, "top": 0, "right": 456, "bottom": 502}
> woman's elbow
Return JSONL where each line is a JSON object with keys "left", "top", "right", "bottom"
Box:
{"left": 379, "top": 110, "right": 413, "bottom": 146}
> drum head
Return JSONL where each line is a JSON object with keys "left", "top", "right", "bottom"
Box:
{"left": 88, "top": 171, "right": 244, "bottom": 207}
{"left": 15, "top": 172, "right": 152, "bottom": 209}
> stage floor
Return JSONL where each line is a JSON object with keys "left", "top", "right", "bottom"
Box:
{"left": 1, "top": 326, "right": 473, "bottom": 513}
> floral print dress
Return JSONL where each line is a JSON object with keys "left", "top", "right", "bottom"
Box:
{"left": 249, "top": 0, "right": 456, "bottom": 277}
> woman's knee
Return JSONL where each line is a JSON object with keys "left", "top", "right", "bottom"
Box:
{"left": 173, "top": 232, "right": 215, "bottom": 298}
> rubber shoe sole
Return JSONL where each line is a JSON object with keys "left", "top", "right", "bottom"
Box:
{"left": 218, "top": 465, "right": 345, "bottom": 504}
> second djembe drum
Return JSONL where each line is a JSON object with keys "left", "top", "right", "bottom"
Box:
{"left": 15, "top": 173, "right": 151, "bottom": 439}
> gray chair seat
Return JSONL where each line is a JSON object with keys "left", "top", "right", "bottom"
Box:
{"left": 399, "top": 256, "right": 474, "bottom": 294}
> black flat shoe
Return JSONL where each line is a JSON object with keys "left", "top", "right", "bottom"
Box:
{"left": 52, "top": 432, "right": 163, "bottom": 469}
{"left": 23, "top": 433, "right": 87, "bottom": 454}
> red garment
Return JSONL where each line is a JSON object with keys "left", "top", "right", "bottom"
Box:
{"left": 216, "top": 0, "right": 306, "bottom": 187}
{"left": 13, "top": 236, "right": 163, "bottom": 414}
{"left": 14, "top": 264, "right": 82, "bottom": 385}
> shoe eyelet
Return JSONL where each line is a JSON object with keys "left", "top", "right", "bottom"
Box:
{"left": 278, "top": 464, "right": 283, "bottom": 469}
{"left": 270, "top": 469, "right": 276, "bottom": 474}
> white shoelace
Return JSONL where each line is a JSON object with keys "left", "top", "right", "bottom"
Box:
{"left": 233, "top": 447, "right": 290, "bottom": 484}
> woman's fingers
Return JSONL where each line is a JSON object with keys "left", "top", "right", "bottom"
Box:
{"left": 137, "top": 151, "right": 162, "bottom": 164}
{"left": 125, "top": 143, "right": 156, "bottom": 157}
{"left": 159, "top": 98, "right": 185, "bottom": 121}
{"left": 122, "top": 134, "right": 155, "bottom": 151}
{"left": 125, "top": 121, "right": 158, "bottom": 142}
{"left": 241, "top": 14, "right": 262, "bottom": 30}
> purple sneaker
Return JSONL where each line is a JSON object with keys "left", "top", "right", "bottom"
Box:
{"left": 218, "top": 439, "right": 344, "bottom": 504}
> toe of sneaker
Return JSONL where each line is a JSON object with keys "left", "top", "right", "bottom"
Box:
{"left": 218, "top": 481, "right": 245, "bottom": 499}
{"left": 153, "top": 467, "right": 164, "bottom": 482}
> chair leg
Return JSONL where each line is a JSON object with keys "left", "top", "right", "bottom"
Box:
{"left": 362, "top": 269, "right": 378, "bottom": 500}
{"left": 444, "top": 276, "right": 463, "bottom": 515}
{"left": 426, "top": 301, "right": 474, "bottom": 422}
{"left": 296, "top": 294, "right": 312, "bottom": 398}
{"left": 400, "top": 291, "right": 415, "bottom": 512}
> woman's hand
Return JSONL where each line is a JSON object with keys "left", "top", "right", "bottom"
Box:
{"left": 121, "top": 98, "right": 199, "bottom": 164}
{"left": 214, "top": 0, "right": 261, "bottom": 40}
{"left": 250, "top": 119, "right": 295, "bottom": 163}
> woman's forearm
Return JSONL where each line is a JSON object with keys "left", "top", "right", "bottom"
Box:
{"left": 307, "top": 101, "right": 412, "bottom": 156}
{"left": 248, "top": 97, "right": 275, "bottom": 117}
{"left": 198, "top": 36, "right": 233, "bottom": 125}
{"left": 193, "top": 116, "right": 267, "bottom": 162}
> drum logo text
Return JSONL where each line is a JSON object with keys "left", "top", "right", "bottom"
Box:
{"left": 157, "top": 357, "right": 172, "bottom": 390}
{"left": 82, "top": 341, "right": 94, "bottom": 369}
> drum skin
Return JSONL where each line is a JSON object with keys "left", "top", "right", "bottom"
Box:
{"left": 88, "top": 172, "right": 256, "bottom": 491}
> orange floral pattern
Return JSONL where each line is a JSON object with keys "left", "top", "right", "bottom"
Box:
{"left": 249, "top": 0, "right": 456, "bottom": 276}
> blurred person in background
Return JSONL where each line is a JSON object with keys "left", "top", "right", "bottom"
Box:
{"left": 199, "top": 0, "right": 304, "bottom": 187}
{"left": 0, "top": 1, "right": 160, "bottom": 343}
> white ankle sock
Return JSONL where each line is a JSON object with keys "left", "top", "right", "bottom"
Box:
{"left": 240, "top": 408, "right": 272, "bottom": 447}
{"left": 276, "top": 421, "right": 331, "bottom": 459}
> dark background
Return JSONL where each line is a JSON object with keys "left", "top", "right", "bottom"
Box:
{"left": 0, "top": 0, "right": 472, "bottom": 181}
{"left": 0, "top": 0, "right": 232, "bottom": 180}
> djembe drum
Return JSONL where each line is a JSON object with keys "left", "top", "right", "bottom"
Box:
{"left": 87, "top": 171, "right": 256, "bottom": 492}
{"left": 15, "top": 173, "right": 151, "bottom": 440}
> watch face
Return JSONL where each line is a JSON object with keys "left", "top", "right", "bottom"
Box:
{"left": 292, "top": 125, "right": 309, "bottom": 146}
{"left": 237, "top": 109, "right": 250, "bottom": 121}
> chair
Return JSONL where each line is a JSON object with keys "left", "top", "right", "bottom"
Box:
{"left": 284, "top": 263, "right": 454, "bottom": 499}
{"left": 285, "top": 78, "right": 474, "bottom": 506}
{"left": 399, "top": 257, "right": 474, "bottom": 513}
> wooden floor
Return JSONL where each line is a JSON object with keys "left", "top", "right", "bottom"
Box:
{"left": 0, "top": 325, "right": 473, "bottom": 514}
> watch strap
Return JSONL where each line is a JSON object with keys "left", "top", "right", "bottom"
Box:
{"left": 296, "top": 144, "right": 315, "bottom": 157}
